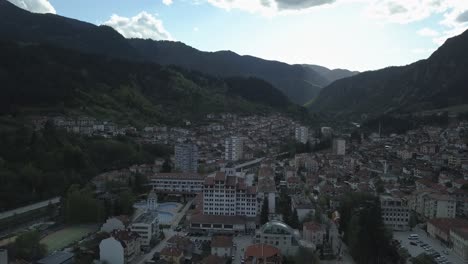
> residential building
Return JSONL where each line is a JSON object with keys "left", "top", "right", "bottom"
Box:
{"left": 99, "top": 230, "right": 141, "bottom": 264}
{"left": 149, "top": 173, "right": 205, "bottom": 195}
{"left": 295, "top": 126, "right": 309, "bottom": 144}
{"left": 225, "top": 136, "right": 243, "bottom": 161}
{"left": 291, "top": 195, "right": 315, "bottom": 222}
{"left": 244, "top": 244, "right": 282, "bottom": 264}
{"left": 427, "top": 218, "right": 468, "bottom": 244}
{"left": 254, "top": 221, "right": 301, "bottom": 256}
{"left": 450, "top": 228, "right": 468, "bottom": 262}
{"left": 380, "top": 195, "right": 410, "bottom": 231}
{"left": 160, "top": 247, "right": 184, "bottom": 264}
{"left": 166, "top": 235, "right": 194, "bottom": 260}
{"left": 211, "top": 236, "right": 233, "bottom": 258}
{"left": 130, "top": 211, "right": 159, "bottom": 247}
{"left": 175, "top": 143, "right": 199, "bottom": 173}
{"left": 424, "top": 194, "right": 456, "bottom": 219}
{"left": 332, "top": 139, "right": 346, "bottom": 155}
{"left": 0, "top": 249, "right": 6, "bottom": 264}
{"left": 37, "top": 252, "right": 74, "bottom": 264}
{"left": 302, "top": 222, "right": 325, "bottom": 248}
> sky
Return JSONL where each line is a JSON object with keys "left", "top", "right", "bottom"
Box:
{"left": 8, "top": 0, "right": 468, "bottom": 71}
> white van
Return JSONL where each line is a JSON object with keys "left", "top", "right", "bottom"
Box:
{"left": 408, "top": 234, "right": 419, "bottom": 240}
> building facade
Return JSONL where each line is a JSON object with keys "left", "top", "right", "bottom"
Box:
{"left": 130, "top": 211, "right": 159, "bottom": 248}
{"left": 295, "top": 126, "right": 309, "bottom": 144}
{"left": 332, "top": 139, "right": 346, "bottom": 156}
{"left": 175, "top": 143, "right": 199, "bottom": 173}
{"left": 99, "top": 231, "right": 141, "bottom": 264}
{"left": 380, "top": 195, "right": 410, "bottom": 231}
{"left": 225, "top": 136, "right": 244, "bottom": 161}
{"left": 203, "top": 172, "right": 257, "bottom": 217}
{"left": 149, "top": 173, "right": 205, "bottom": 195}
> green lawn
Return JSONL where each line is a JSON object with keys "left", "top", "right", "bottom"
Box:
{"left": 41, "top": 225, "right": 97, "bottom": 253}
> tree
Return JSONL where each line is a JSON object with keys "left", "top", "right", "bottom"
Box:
{"left": 161, "top": 157, "right": 172, "bottom": 173}
{"left": 13, "top": 231, "right": 47, "bottom": 261}
{"left": 289, "top": 209, "right": 300, "bottom": 229}
{"left": 294, "top": 247, "right": 319, "bottom": 264}
{"left": 409, "top": 211, "right": 418, "bottom": 230}
{"left": 116, "top": 190, "right": 136, "bottom": 215}
{"left": 63, "top": 185, "right": 104, "bottom": 224}
{"left": 411, "top": 253, "right": 437, "bottom": 264}
{"left": 260, "top": 197, "right": 269, "bottom": 225}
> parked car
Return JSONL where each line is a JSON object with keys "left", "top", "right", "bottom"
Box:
{"left": 410, "top": 241, "right": 417, "bottom": 246}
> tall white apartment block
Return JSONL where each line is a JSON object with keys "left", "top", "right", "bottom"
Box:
{"left": 203, "top": 172, "right": 257, "bottom": 217}
{"left": 332, "top": 138, "right": 346, "bottom": 155}
{"left": 225, "top": 136, "right": 244, "bottom": 161}
{"left": 175, "top": 143, "right": 199, "bottom": 172}
{"left": 295, "top": 126, "right": 309, "bottom": 144}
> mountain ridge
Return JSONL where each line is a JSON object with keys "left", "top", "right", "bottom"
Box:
{"left": 309, "top": 29, "right": 468, "bottom": 117}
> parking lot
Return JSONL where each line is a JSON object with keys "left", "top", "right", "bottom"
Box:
{"left": 393, "top": 228, "right": 463, "bottom": 264}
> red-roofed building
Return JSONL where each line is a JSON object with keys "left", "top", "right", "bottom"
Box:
{"left": 211, "top": 236, "right": 233, "bottom": 257}
{"left": 427, "top": 218, "right": 468, "bottom": 244}
{"left": 244, "top": 244, "right": 282, "bottom": 264}
{"left": 160, "top": 246, "right": 183, "bottom": 264}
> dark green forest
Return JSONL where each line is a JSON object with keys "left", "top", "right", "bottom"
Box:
{"left": 0, "top": 41, "right": 308, "bottom": 127}
{"left": 0, "top": 118, "right": 170, "bottom": 211}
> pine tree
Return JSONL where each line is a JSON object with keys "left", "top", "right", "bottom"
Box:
{"left": 261, "top": 197, "right": 269, "bottom": 225}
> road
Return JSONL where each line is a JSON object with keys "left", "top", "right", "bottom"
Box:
{"left": 393, "top": 227, "right": 464, "bottom": 264}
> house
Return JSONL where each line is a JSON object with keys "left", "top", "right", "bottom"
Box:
{"left": 130, "top": 210, "right": 159, "bottom": 248}
{"left": 302, "top": 222, "right": 325, "bottom": 248}
{"left": 101, "top": 215, "right": 130, "bottom": 233}
{"left": 160, "top": 247, "right": 183, "bottom": 264}
{"left": 211, "top": 236, "right": 233, "bottom": 258}
{"left": 244, "top": 244, "right": 282, "bottom": 264}
{"left": 99, "top": 230, "right": 141, "bottom": 264}
{"left": 166, "top": 235, "right": 194, "bottom": 260}
{"left": 37, "top": 252, "right": 74, "bottom": 264}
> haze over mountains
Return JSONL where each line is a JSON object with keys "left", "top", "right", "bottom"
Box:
{"left": 309, "top": 28, "right": 468, "bottom": 117}
{"left": 0, "top": 0, "right": 357, "bottom": 106}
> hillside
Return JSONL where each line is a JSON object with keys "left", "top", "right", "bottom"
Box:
{"left": 0, "top": 41, "right": 303, "bottom": 126}
{"left": 0, "top": 0, "right": 338, "bottom": 105}
{"left": 309, "top": 29, "right": 468, "bottom": 116}
{"left": 0, "top": 0, "right": 141, "bottom": 60}
{"left": 129, "top": 39, "right": 330, "bottom": 105}
{"left": 302, "top": 64, "right": 358, "bottom": 84}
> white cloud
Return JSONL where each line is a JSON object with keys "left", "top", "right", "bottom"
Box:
{"left": 417, "top": 27, "right": 440, "bottom": 37}
{"left": 163, "top": 0, "right": 173, "bottom": 6}
{"left": 364, "top": 0, "right": 446, "bottom": 24}
{"left": 103, "top": 11, "right": 173, "bottom": 41}
{"left": 8, "top": 0, "right": 56, "bottom": 14}
{"left": 193, "top": 27, "right": 199, "bottom": 32}
{"left": 203, "top": 0, "right": 335, "bottom": 15}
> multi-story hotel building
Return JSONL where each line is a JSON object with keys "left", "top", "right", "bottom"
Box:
{"left": 203, "top": 172, "right": 257, "bottom": 217}
{"left": 149, "top": 173, "right": 205, "bottom": 195}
